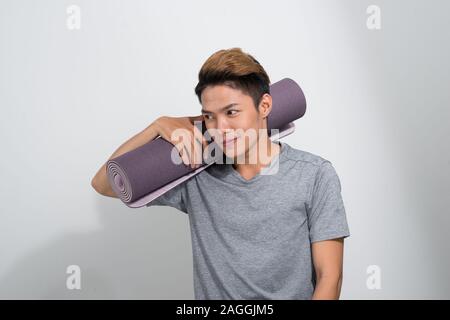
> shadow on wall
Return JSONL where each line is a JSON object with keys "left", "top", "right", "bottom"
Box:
{"left": 0, "top": 194, "right": 193, "bottom": 299}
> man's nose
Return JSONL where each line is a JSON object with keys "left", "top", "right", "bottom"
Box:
{"left": 216, "top": 116, "right": 231, "bottom": 133}
{"left": 207, "top": 116, "right": 234, "bottom": 142}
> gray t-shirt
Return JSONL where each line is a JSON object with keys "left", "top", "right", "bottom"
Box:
{"left": 146, "top": 141, "right": 350, "bottom": 299}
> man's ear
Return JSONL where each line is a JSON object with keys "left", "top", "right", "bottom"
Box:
{"left": 258, "top": 93, "right": 273, "bottom": 119}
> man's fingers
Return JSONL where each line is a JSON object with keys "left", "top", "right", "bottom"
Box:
{"left": 175, "top": 144, "right": 190, "bottom": 166}
{"left": 183, "top": 143, "right": 194, "bottom": 168}
{"left": 192, "top": 124, "right": 207, "bottom": 169}
{"left": 190, "top": 136, "right": 201, "bottom": 169}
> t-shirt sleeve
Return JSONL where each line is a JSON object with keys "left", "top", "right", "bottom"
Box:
{"left": 145, "top": 182, "right": 188, "bottom": 214}
{"left": 306, "top": 160, "right": 350, "bottom": 243}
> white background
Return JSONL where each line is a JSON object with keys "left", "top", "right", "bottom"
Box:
{"left": 0, "top": 0, "right": 449, "bottom": 299}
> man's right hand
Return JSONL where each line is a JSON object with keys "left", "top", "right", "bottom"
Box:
{"left": 154, "top": 115, "right": 210, "bottom": 169}
{"left": 91, "top": 115, "right": 210, "bottom": 197}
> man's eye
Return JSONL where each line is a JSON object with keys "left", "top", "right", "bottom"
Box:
{"left": 203, "top": 114, "right": 213, "bottom": 120}
{"left": 227, "top": 110, "right": 239, "bottom": 116}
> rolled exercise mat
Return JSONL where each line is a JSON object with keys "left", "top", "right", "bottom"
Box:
{"left": 107, "top": 78, "right": 307, "bottom": 208}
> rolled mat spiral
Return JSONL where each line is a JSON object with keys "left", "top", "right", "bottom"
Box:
{"left": 107, "top": 78, "right": 306, "bottom": 208}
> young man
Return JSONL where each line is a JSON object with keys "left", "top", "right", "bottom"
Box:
{"left": 91, "top": 48, "right": 350, "bottom": 300}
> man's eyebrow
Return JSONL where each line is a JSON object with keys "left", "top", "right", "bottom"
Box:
{"left": 201, "top": 103, "right": 239, "bottom": 114}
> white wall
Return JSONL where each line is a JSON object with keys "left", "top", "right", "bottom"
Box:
{"left": 0, "top": 0, "right": 449, "bottom": 299}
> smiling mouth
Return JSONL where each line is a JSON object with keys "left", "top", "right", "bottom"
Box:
{"left": 223, "top": 137, "right": 238, "bottom": 146}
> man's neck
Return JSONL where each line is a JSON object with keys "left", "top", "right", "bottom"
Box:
{"left": 232, "top": 137, "right": 281, "bottom": 181}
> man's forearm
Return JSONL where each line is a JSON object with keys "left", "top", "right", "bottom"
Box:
{"left": 108, "top": 121, "right": 161, "bottom": 160}
{"left": 311, "top": 276, "right": 342, "bottom": 300}
{"left": 91, "top": 119, "right": 161, "bottom": 196}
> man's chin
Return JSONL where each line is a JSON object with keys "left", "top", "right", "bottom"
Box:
{"left": 220, "top": 148, "right": 247, "bottom": 165}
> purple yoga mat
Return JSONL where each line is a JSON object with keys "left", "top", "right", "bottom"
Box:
{"left": 107, "top": 78, "right": 306, "bottom": 208}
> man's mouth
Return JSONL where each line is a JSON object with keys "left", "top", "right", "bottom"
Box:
{"left": 223, "top": 137, "right": 238, "bottom": 147}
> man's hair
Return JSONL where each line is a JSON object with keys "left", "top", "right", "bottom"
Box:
{"left": 194, "top": 48, "right": 271, "bottom": 110}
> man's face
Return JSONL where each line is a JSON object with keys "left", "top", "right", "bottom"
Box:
{"left": 200, "top": 84, "right": 270, "bottom": 162}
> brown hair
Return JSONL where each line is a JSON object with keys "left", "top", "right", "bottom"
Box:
{"left": 194, "top": 48, "right": 271, "bottom": 110}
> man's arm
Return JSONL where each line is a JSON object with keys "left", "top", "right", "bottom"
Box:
{"left": 90, "top": 115, "right": 207, "bottom": 197}
{"left": 90, "top": 119, "right": 162, "bottom": 197}
{"left": 311, "top": 238, "right": 345, "bottom": 300}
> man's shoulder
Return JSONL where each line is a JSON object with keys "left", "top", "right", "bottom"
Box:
{"left": 282, "top": 143, "right": 342, "bottom": 192}
{"left": 282, "top": 142, "right": 331, "bottom": 168}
